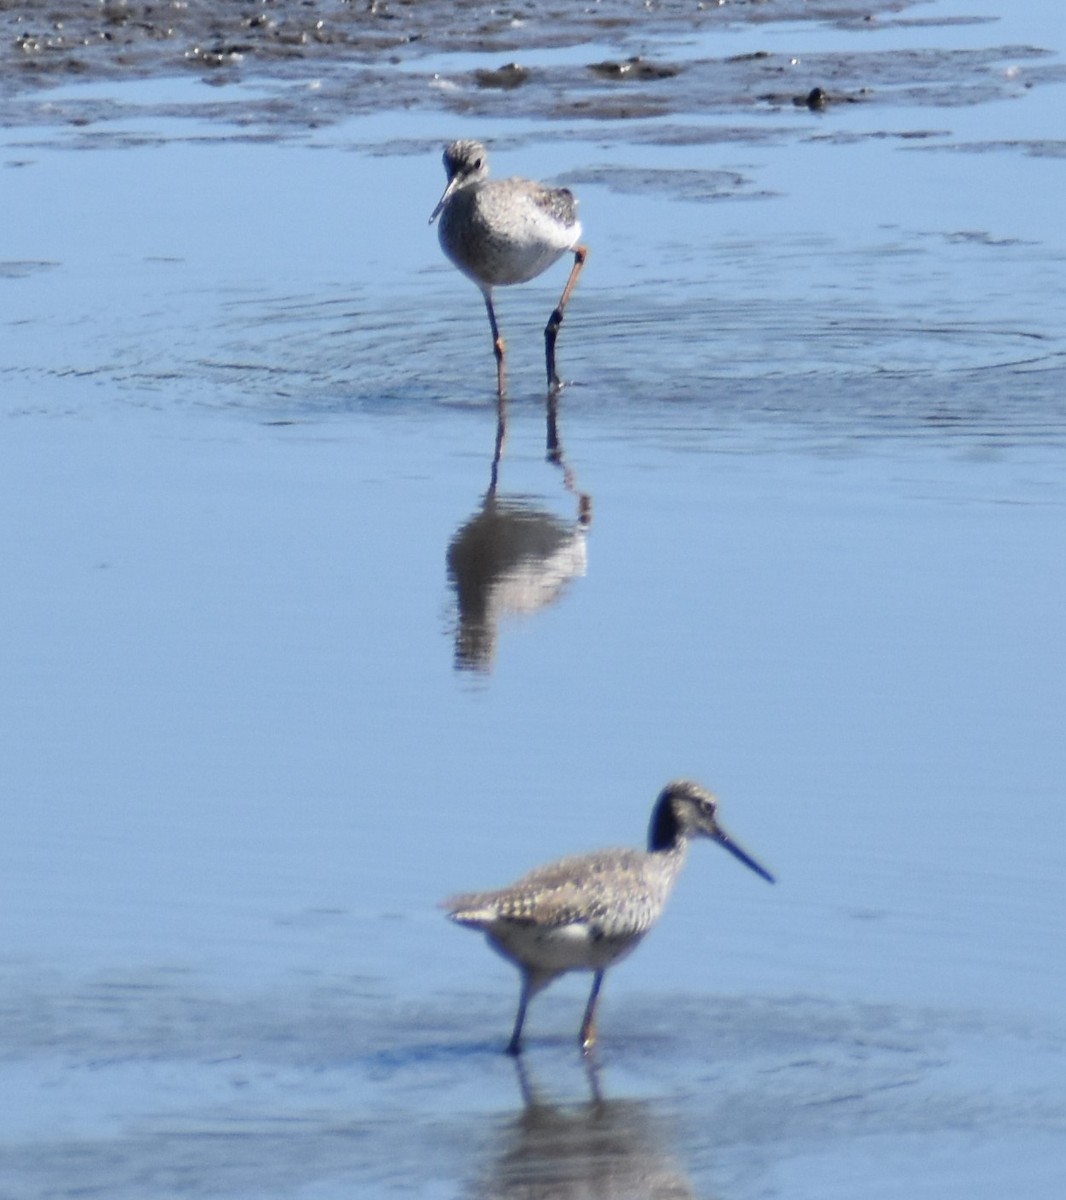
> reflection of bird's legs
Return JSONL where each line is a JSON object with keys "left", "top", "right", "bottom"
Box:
{"left": 582, "top": 1045, "right": 605, "bottom": 1107}
{"left": 512, "top": 1051, "right": 539, "bottom": 1109}
{"left": 483, "top": 290, "right": 506, "bottom": 397}
{"left": 488, "top": 392, "right": 507, "bottom": 495}
{"left": 545, "top": 245, "right": 587, "bottom": 390}
{"left": 546, "top": 389, "right": 592, "bottom": 526}
{"left": 546, "top": 388, "right": 561, "bottom": 465}
{"left": 513, "top": 1040, "right": 604, "bottom": 1109}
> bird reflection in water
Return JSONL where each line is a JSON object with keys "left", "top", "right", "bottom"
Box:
{"left": 466, "top": 1057, "right": 695, "bottom": 1200}
{"left": 447, "top": 392, "right": 591, "bottom": 673}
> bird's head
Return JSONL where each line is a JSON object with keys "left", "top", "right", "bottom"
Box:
{"left": 648, "top": 779, "right": 775, "bottom": 884}
{"left": 429, "top": 140, "right": 490, "bottom": 224}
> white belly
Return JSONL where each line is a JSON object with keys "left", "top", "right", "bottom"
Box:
{"left": 438, "top": 181, "right": 581, "bottom": 289}
{"left": 486, "top": 920, "right": 643, "bottom": 976}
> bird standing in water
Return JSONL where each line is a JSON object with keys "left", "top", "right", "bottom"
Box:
{"left": 429, "top": 139, "right": 587, "bottom": 396}
{"left": 443, "top": 779, "right": 775, "bottom": 1055}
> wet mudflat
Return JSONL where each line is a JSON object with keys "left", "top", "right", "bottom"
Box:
{"left": 3, "top": 0, "right": 1066, "bottom": 1197}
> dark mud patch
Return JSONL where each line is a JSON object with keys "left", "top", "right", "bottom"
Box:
{"left": 6, "top": 42, "right": 1063, "bottom": 148}
{"left": 909, "top": 137, "right": 1066, "bottom": 158}
{"left": 3, "top": 0, "right": 1064, "bottom": 138}
{"left": 556, "top": 164, "right": 775, "bottom": 203}
{"left": 0, "top": 0, "right": 920, "bottom": 96}
{"left": 587, "top": 55, "right": 683, "bottom": 82}
{"left": 421, "top": 43, "right": 1063, "bottom": 126}
{"left": 0, "top": 258, "right": 60, "bottom": 278}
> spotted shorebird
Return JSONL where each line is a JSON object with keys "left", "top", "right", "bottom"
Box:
{"left": 443, "top": 779, "right": 774, "bottom": 1054}
{"left": 429, "top": 139, "right": 587, "bottom": 396}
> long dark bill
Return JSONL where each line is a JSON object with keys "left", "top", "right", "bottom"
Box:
{"left": 714, "top": 828, "right": 776, "bottom": 884}
{"left": 429, "top": 178, "right": 457, "bottom": 225}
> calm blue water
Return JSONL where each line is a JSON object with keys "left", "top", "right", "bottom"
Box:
{"left": 2, "top": 1, "right": 1065, "bottom": 1196}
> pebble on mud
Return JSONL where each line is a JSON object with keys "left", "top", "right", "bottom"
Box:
{"left": 474, "top": 62, "right": 530, "bottom": 89}
{"left": 588, "top": 56, "right": 681, "bottom": 81}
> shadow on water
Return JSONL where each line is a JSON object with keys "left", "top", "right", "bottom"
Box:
{"left": 447, "top": 391, "right": 592, "bottom": 673}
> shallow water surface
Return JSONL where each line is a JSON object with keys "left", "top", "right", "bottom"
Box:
{"left": 2, "top": 1, "right": 1065, "bottom": 1197}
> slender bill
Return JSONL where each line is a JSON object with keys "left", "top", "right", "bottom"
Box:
{"left": 713, "top": 827, "right": 776, "bottom": 884}
{"left": 429, "top": 178, "right": 457, "bottom": 225}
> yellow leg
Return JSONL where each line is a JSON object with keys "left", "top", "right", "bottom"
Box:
{"left": 545, "top": 245, "right": 588, "bottom": 390}
{"left": 483, "top": 291, "right": 506, "bottom": 397}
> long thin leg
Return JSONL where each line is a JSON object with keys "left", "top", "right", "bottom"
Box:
{"left": 483, "top": 291, "right": 506, "bottom": 397}
{"left": 545, "top": 245, "right": 588, "bottom": 390}
{"left": 578, "top": 969, "right": 605, "bottom": 1053}
{"left": 508, "top": 973, "right": 534, "bottom": 1056}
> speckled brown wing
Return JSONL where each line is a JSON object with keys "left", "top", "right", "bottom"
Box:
{"left": 531, "top": 185, "right": 578, "bottom": 229}
{"left": 444, "top": 847, "right": 656, "bottom": 930}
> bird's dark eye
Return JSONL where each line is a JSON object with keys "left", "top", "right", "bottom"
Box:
{"left": 473, "top": 158, "right": 484, "bottom": 170}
